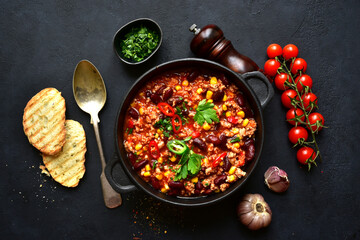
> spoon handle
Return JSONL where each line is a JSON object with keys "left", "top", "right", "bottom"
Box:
{"left": 92, "top": 118, "right": 122, "bottom": 208}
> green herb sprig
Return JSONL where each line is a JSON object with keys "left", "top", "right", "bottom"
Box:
{"left": 194, "top": 99, "right": 219, "bottom": 126}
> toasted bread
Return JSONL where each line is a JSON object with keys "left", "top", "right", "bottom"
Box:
{"left": 42, "top": 120, "right": 87, "bottom": 187}
{"left": 23, "top": 88, "right": 66, "bottom": 155}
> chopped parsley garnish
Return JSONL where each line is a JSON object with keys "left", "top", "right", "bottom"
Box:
{"left": 230, "top": 137, "right": 241, "bottom": 143}
{"left": 183, "top": 136, "right": 192, "bottom": 142}
{"left": 152, "top": 160, "right": 158, "bottom": 169}
{"left": 194, "top": 99, "right": 219, "bottom": 126}
{"left": 121, "top": 26, "right": 160, "bottom": 62}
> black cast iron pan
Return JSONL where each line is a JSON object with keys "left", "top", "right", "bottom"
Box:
{"left": 105, "top": 58, "right": 273, "bottom": 207}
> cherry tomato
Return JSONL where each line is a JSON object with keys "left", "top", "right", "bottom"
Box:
{"left": 281, "top": 89, "right": 297, "bottom": 108}
{"left": 291, "top": 58, "right": 307, "bottom": 75}
{"left": 274, "top": 73, "right": 292, "bottom": 90}
{"left": 288, "top": 126, "right": 308, "bottom": 144}
{"left": 282, "top": 44, "right": 299, "bottom": 60}
{"left": 297, "top": 146, "right": 316, "bottom": 165}
{"left": 308, "top": 112, "right": 325, "bottom": 132}
{"left": 267, "top": 44, "right": 283, "bottom": 58}
{"left": 302, "top": 92, "right": 318, "bottom": 110}
{"left": 295, "top": 74, "right": 313, "bottom": 92}
{"left": 264, "top": 59, "right": 281, "bottom": 77}
{"left": 286, "top": 108, "right": 305, "bottom": 125}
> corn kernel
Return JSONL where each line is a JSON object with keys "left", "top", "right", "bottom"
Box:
{"left": 225, "top": 111, "right": 232, "bottom": 117}
{"left": 143, "top": 171, "right": 151, "bottom": 177}
{"left": 139, "top": 92, "right": 145, "bottom": 97}
{"left": 210, "top": 77, "right": 218, "bottom": 85}
{"left": 191, "top": 177, "right": 198, "bottom": 183}
{"left": 203, "top": 122, "right": 211, "bottom": 130}
{"left": 207, "top": 99, "right": 213, "bottom": 103}
{"left": 206, "top": 90, "right": 213, "bottom": 99}
{"left": 139, "top": 108, "right": 144, "bottom": 115}
{"left": 170, "top": 156, "right": 177, "bottom": 162}
{"left": 232, "top": 128, "right": 239, "bottom": 134}
{"left": 242, "top": 118, "right": 249, "bottom": 127}
{"left": 175, "top": 85, "right": 182, "bottom": 91}
{"left": 214, "top": 189, "right": 220, "bottom": 193}
{"left": 222, "top": 104, "right": 227, "bottom": 111}
{"left": 135, "top": 144, "right": 142, "bottom": 151}
{"left": 202, "top": 158, "right": 209, "bottom": 166}
{"left": 196, "top": 88, "right": 203, "bottom": 94}
{"left": 214, "top": 105, "right": 219, "bottom": 110}
{"left": 145, "top": 164, "right": 151, "bottom": 171}
{"left": 164, "top": 171, "right": 171, "bottom": 177}
{"left": 164, "top": 183, "right": 170, "bottom": 190}
{"left": 158, "top": 157, "right": 163, "bottom": 163}
{"left": 161, "top": 134, "right": 164, "bottom": 138}
{"left": 229, "top": 166, "right": 237, "bottom": 175}
{"left": 182, "top": 80, "right": 189, "bottom": 86}
{"left": 223, "top": 94, "right": 227, "bottom": 101}
{"left": 143, "top": 146, "right": 147, "bottom": 151}
{"left": 237, "top": 111, "right": 245, "bottom": 118}
{"left": 233, "top": 143, "right": 240, "bottom": 148}
{"left": 228, "top": 175, "right": 236, "bottom": 182}
{"left": 154, "top": 133, "right": 159, "bottom": 139}
{"left": 161, "top": 187, "right": 168, "bottom": 193}
{"left": 155, "top": 174, "right": 163, "bottom": 180}
{"left": 220, "top": 161, "right": 224, "bottom": 166}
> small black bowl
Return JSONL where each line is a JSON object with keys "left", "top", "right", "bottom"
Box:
{"left": 113, "top": 18, "right": 162, "bottom": 65}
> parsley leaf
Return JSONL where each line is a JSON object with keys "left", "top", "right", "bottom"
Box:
{"left": 187, "top": 152, "right": 203, "bottom": 175}
{"left": 230, "top": 137, "right": 241, "bottom": 143}
{"left": 194, "top": 99, "right": 219, "bottom": 126}
{"left": 174, "top": 149, "right": 203, "bottom": 180}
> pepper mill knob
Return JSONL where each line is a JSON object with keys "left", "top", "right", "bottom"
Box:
{"left": 189, "top": 24, "right": 259, "bottom": 74}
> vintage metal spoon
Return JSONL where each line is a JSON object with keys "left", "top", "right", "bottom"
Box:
{"left": 73, "top": 60, "right": 122, "bottom": 208}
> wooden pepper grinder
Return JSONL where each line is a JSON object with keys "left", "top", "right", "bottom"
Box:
{"left": 189, "top": 24, "right": 259, "bottom": 74}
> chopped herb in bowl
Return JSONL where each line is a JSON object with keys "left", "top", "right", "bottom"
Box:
{"left": 120, "top": 26, "right": 160, "bottom": 62}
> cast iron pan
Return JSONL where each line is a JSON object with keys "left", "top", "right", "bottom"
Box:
{"left": 105, "top": 58, "right": 273, "bottom": 207}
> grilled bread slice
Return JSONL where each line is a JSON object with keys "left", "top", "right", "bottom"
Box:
{"left": 23, "top": 88, "right": 66, "bottom": 155}
{"left": 42, "top": 120, "right": 87, "bottom": 187}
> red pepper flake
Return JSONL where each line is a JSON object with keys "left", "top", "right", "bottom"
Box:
{"left": 149, "top": 140, "right": 160, "bottom": 159}
{"left": 157, "top": 102, "right": 175, "bottom": 117}
{"left": 213, "top": 152, "right": 227, "bottom": 167}
{"left": 227, "top": 116, "right": 238, "bottom": 124}
{"left": 172, "top": 114, "right": 182, "bottom": 133}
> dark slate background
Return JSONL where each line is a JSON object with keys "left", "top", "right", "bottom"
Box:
{"left": 1, "top": 0, "right": 359, "bottom": 239}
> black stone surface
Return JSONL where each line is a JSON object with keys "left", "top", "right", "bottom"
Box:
{"left": 1, "top": 1, "right": 360, "bottom": 239}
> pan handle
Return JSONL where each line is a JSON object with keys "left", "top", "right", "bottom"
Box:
{"left": 105, "top": 152, "right": 137, "bottom": 193}
{"left": 242, "top": 71, "right": 274, "bottom": 109}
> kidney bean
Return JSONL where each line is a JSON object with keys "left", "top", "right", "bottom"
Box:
{"left": 155, "top": 85, "right": 166, "bottom": 95}
{"left": 195, "top": 181, "right": 203, "bottom": 190}
{"left": 236, "top": 94, "right": 246, "bottom": 107}
{"left": 242, "top": 106, "right": 254, "bottom": 118}
{"left": 193, "top": 138, "right": 206, "bottom": 151}
{"left": 223, "top": 156, "right": 231, "bottom": 172}
{"left": 214, "top": 175, "right": 227, "bottom": 186}
{"left": 169, "top": 181, "right": 184, "bottom": 189}
{"left": 207, "top": 135, "right": 221, "bottom": 145}
{"left": 150, "top": 93, "right": 162, "bottom": 104}
{"left": 128, "top": 107, "right": 139, "bottom": 120}
{"left": 168, "top": 189, "right": 180, "bottom": 196}
{"left": 219, "top": 133, "right": 228, "bottom": 146}
{"left": 244, "top": 138, "right": 255, "bottom": 147}
{"left": 133, "top": 160, "right": 148, "bottom": 171}
{"left": 127, "top": 152, "right": 137, "bottom": 165}
{"left": 218, "top": 74, "right": 229, "bottom": 86}
{"left": 194, "top": 189, "right": 200, "bottom": 195}
{"left": 162, "top": 88, "right": 173, "bottom": 101}
{"left": 245, "top": 143, "right": 255, "bottom": 161}
{"left": 212, "top": 90, "right": 224, "bottom": 102}
{"left": 187, "top": 71, "right": 199, "bottom": 82}
{"left": 145, "top": 90, "right": 152, "bottom": 98}
{"left": 181, "top": 108, "right": 189, "bottom": 116}
{"left": 150, "top": 178, "right": 161, "bottom": 190}
{"left": 213, "top": 122, "right": 221, "bottom": 131}
{"left": 203, "top": 189, "right": 213, "bottom": 195}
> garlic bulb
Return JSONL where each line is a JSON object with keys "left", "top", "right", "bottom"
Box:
{"left": 237, "top": 194, "right": 272, "bottom": 230}
{"left": 264, "top": 166, "right": 290, "bottom": 193}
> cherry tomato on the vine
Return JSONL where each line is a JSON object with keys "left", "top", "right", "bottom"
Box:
{"left": 282, "top": 44, "right": 299, "bottom": 60}
{"left": 297, "top": 146, "right": 316, "bottom": 165}
{"left": 286, "top": 108, "right": 305, "bottom": 125}
{"left": 267, "top": 44, "right": 283, "bottom": 58}
{"left": 274, "top": 73, "right": 292, "bottom": 91}
{"left": 308, "top": 112, "right": 325, "bottom": 132}
{"left": 302, "top": 92, "right": 318, "bottom": 110}
{"left": 295, "top": 74, "right": 313, "bottom": 92}
{"left": 281, "top": 89, "right": 297, "bottom": 108}
{"left": 264, "top": 59, "right": 281, "bottom": 77}
{"left": 288, "top": 126, "right": 308, "bottom": 144}
{"left": 291, "top": 58, "right": 307, "bottom": 74}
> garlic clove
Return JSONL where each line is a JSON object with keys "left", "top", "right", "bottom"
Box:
{"left": 264, "top": 166, "right": 290, "bottom": 193}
